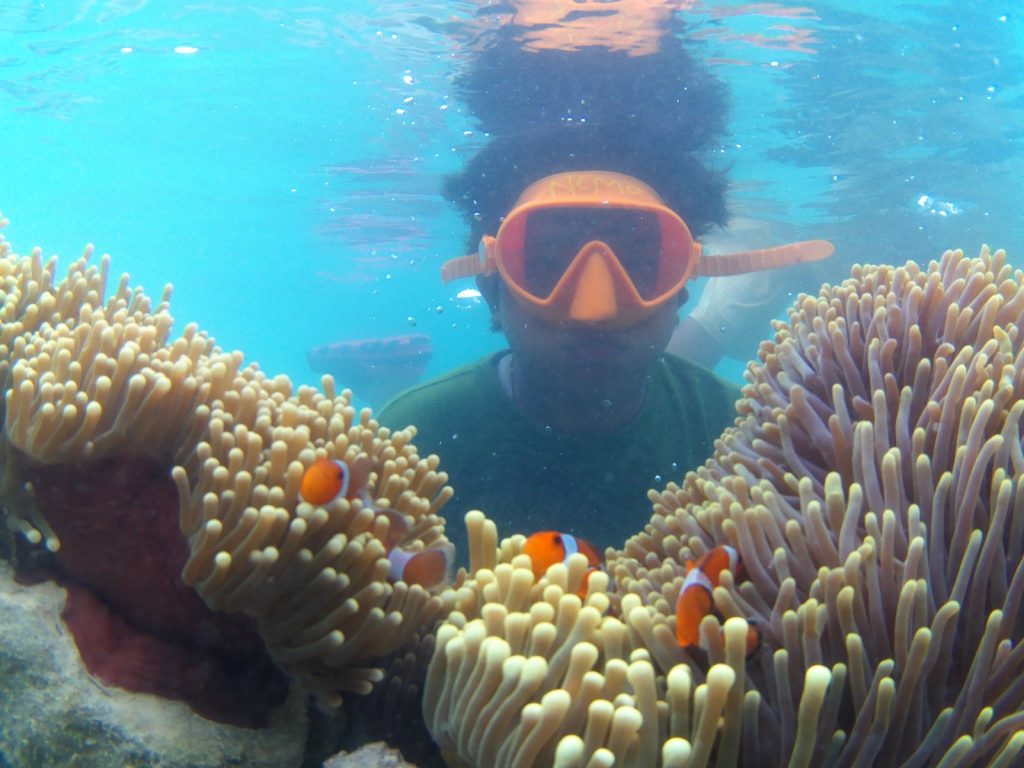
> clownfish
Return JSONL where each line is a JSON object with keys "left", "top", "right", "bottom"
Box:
{"left": 300, "top": 456, "right": 455, "bottom": 589}
{"left": 675, "top": 545, "right": 760, "bottom": 656}
{"left": 387, "top": 543, "right": 456, "bottom": 589}
{"left": 300, "top": 455, "right": 408, "bottom": 544}
{"left": 299, "top": 455, "right": 375, "bottom": 506}
{"left": 523, "top": 531, "right": 603, "bottom": 597}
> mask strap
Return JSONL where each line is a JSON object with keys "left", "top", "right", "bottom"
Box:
{"left": 441, "top": 253, "right": 485, "bottom": 284}
{"left": 695, "top": 239, "right": 834, "bottom": 277}
{"left": 440, "top": 236, "right": 498, "bottom": 284}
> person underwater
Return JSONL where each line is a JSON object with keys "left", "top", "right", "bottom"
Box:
{"left": 299, "top": 456, "right": 454, "bottom": 588}
{"left": 381, "top": 170, "right": 833, "bottom": 560}
{"left": 522, "top": 530, "right": 603, "bottom": 597}
{"left": 675, "top": 545, "right": 761, "bottom": 656}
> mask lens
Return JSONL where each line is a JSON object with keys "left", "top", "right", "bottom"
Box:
{"left": 521, "top": 208, "right": 663, "bottom": 299}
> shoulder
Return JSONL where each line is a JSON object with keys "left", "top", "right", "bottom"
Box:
{"left": 657, "top": 353, "right": 743, "bottom": 404}
{"left": 377, "top": 353, "right": 502, "bottom": 430}
{"left": 642, "top": 354, "right": 742, "bottom": 458}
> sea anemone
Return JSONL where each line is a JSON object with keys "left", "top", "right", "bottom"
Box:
{"left": 0, "top": 219, "right": 457, "bottom": 727}
{"left": 425, "top": 247, "right": 1024, "bottom": 766}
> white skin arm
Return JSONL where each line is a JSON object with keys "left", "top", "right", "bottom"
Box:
{"left": 668, "top": 217, "right": 797, "bottom": 367}
{"left": 668, "top": 313, "right": 723, "bottom": 368}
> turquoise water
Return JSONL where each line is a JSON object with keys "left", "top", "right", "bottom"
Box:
{"left": 2, "top": 1, "right": 1022, "bottom": 401}
{"left": 3, "top": 2, "right": 1024, "bottom": 764}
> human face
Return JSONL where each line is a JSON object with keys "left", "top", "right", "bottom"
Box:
{"left": 498, "top": 280, "right": 678, "bottom": 378}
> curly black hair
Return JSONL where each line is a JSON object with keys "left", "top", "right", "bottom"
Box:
{"left": 443, "top": 23, "right": 731, "bottom": 248}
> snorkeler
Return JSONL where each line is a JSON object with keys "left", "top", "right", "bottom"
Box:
{"left": 377, "top": 170, "right": 830, "bottom": 555}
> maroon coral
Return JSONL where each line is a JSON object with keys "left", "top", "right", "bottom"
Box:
{"left": 0, "top": 235, "right": 289, "bottom": 726}
{"left": 14, "top": 456, "right": 287, "bottom": 727}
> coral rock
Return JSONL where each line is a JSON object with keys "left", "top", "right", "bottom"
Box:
{"left": 0, "top": 560, "right": 309, "bottom": 768}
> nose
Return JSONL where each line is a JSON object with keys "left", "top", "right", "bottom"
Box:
{"left": 567, "top": 242, "right": 619, "bottom": 322}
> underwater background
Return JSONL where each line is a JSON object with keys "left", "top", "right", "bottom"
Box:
{"left": 4, "top": 0, "right": 1021, "bottom": 408}
{"left": 4, "top": 2, "right": 1024, "bottom": 767}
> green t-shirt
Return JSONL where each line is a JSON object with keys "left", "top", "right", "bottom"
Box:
{"left": 377, "top": 351, "right": 741, "bottom": 558}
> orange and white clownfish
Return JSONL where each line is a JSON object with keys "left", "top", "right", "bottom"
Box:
{"left": 300, "top": 455, "right": 408, "bottom": 543}
{"left": 675, "top": 545, "right": 760, "bottom": 655}
{"left": 300, "top": 455, "right": 405, "bottom": 532}
{"left": 387, "top": 543, "right": 456, "bottom": 590}
{"left": 522, "top": 531, "right": 603, "bottom": 597}
{"left": 300, "top": 455, "right": 375, "bottom": 506}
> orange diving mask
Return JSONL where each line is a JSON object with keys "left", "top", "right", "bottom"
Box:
{"left": 441, "top": 170, "right": 834, "bottom": 328}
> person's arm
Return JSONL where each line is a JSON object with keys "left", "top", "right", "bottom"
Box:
{"left": 670, "top": 267, "right": 788, "bottom": 368}
{"left": 668, "top": 314, "right": 725, "bottom": 369}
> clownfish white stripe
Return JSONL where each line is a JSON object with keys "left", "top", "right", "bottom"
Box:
{"left": 388, "top": 548, "right": 411, "bottom": 582}
{"left": 335, "top": 459, "right": 351, "bottom": 499}
{"left": 720, "top": 544, "right": 739, "bottom": 568}
{"left": 561, "top": 534, "right": 580, "bottom": 561}
{"left": 682, "top": 566, "right": 713, "bottom": 593}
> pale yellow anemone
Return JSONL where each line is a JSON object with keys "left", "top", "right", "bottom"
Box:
{"left": 0, "top": 218, "right": 458, "bottom": 707}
